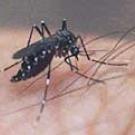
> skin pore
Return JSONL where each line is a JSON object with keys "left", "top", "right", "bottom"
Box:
{"left": 0, "top": 28, "right": 135, "bottom": 135}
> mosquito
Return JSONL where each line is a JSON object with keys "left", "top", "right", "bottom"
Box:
{"left": 0, "top": 19, "right": 131, "bottom": 121}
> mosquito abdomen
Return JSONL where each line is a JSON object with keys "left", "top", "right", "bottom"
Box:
{"left": 11, "top": 48, "right": 54, "bottom": 82}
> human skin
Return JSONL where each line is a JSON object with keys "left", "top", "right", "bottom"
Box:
{"left": 0, "top": 28, "right": 135, "bottom": 135}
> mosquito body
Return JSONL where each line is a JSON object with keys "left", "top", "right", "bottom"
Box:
{"left": 11, "top": 19, "right": 89, "bottom": 82}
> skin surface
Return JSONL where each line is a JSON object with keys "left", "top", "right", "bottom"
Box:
{"left": 0, "top": 28, "right": 135, "bottom": 135}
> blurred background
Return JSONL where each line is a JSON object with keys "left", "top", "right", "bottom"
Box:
{"left": 0, "top": 0, "right": 135, "bottom": 34}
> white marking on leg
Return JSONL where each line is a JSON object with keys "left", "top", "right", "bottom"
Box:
{"left": 46, "top": 79, "right": 50, "bottom": 85}
{"left": 42, "top": 100, "right": 45, "bottom": 105}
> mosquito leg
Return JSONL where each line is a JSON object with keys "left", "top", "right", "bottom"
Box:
{"left": 93, "top": 26, "right": 135, "bottom": 67}
{"left": 66, "top": 52, "right": 77, "bottom": 71}
{"left": 65, "top": 55, "right": 79, "bottom": 71}
{"left": 74, "top": 71, "right": 105, "bottom": 84}
{"left": 36, "top": 64, "right": 51, "bottom": 121}
{"left": 27, "top": 24, "right": 43, "bottom": 47}
{"left": 83, "top": 26, "right": 135, "bottom": 85}
{"left": 65, "top": 54, "right": 104, "bottom": 84}
{"left": 91, "top": 58, "right": 128, "bottom": 66}
{"left": 0, "top": 60, "right": 22, "bottom": 72}
{"left": 40, "top": 20, "right": 51, "bottom": 37}
{"left": 67, "top": 57, "right": 74, "bottom": 71}
{"left": 86, "top": 27, "right": 135, "bottom": 85}
{"left": 76, "top": 35, "right": 90, "bottom": 60}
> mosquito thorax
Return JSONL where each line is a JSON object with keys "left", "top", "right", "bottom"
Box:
{"left": 56, "top": 29, "right": 76, "bottom": 45}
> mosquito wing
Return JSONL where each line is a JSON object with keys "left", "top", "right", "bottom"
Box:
{"left": 13, "top": 40, "right": 45, "bottom": 59}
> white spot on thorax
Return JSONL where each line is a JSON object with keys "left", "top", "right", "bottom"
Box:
{"left": 42, "top": 50, "right": 46, "bottom": 55}
{"left": 22, "top": 72, "right": 25, "bottom": 77}
{"left": 27, "top": 65, "right": 31, "bottom": 70}
{"left": 69, "top": 40, "right": 72, "bottom": 43}
{"left": 48, "top": 50, "right": 51, "bottom": 53}
{"left": 34, "top": 57, "right": 38, "bottom": 62}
